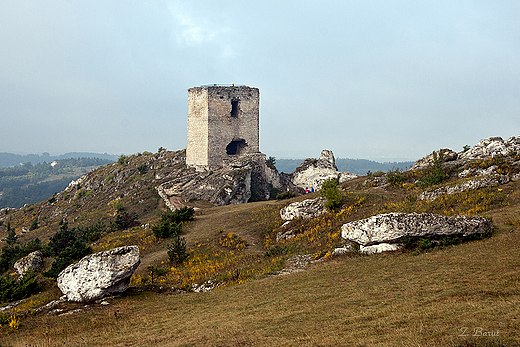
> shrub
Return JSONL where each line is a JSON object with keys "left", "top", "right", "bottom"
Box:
{"left": 30, "top": 218, "right": 38, "bottom": 231}
{"left": 264, "top": 245, "right": 292, "bottom": 257}
{"left": 0, "top": 271, "right": 40, "bottom": 304}
{"left": 117, "top": 155, "right": 127, "bottom": 165}
{"left": 152, "top": 219, "right": 182, "bottom": 239}
{"left": 137, "top": 164, "right": 148, "bottom": 174}
{"left": 167, "top": 235, "right": 188, "bottom": 263}
{"left": 419, "top": 151, "right": 449, "bottom": 187}
{"left": 386, "top": 169, "right": 406, "bottom": 187}
{"left": 147, "top": 265, "right": 169, "bottom": 284}
{"left": 113, "top": 210, "right": 139, "bottom": 230}
{"left": 46, "top": 222, "right": 76, "bottom": 256}
{"left": 276, "top": 191, "right": 296, "bottom": 200}
{"left": 77, "top": 221, "right": 107, "bottom": 242}
{"left": 151, "top": 207, "right": 195, "bottom": 239}
{"left": 320, "top": 179, "right": 344, "bottom": 212}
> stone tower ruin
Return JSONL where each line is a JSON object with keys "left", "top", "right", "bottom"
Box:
{"left": 186, "top": 85, "right": 260, "bottom": 169}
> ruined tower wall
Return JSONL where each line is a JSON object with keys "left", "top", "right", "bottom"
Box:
{"left": 186, "top": 88, "right": 209, "bottom": 167}
{"left": 186, "top": 85, "right": 260, "bottom": 168}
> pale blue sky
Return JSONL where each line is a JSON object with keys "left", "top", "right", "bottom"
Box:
{"left": 1, "top": 1, "right": 519, "bottom": 161}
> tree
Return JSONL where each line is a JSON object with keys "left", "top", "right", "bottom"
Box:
{"left": 320, "top": 179, "right": 344, "bottom": 212}
{"left": 5, "top": 222, "right": 16, "bottom": 246}
{"left": 167, "top": 235, "right": 188, "bottom": 263}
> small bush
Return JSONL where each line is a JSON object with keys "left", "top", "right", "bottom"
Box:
{"left": 137, "top": 164, "right": 148, "bottom": 174}
{"left": 276, "top": 191, "right": 296, "bottom": 200}
{"left": 113, "top": 210, "right": 139, "bottom": 230}
{"left": 147, "top": 265, "right": 169, "bottom": 284}
{"left": 77, "top": 221, "right": 107, "bottom": 242}
{"left": 419, "top": 151, "right": 448, "bottom": 187}
{"left": 151, "top": 207, "right": 195, "bottom": 239}
{"left": 167, "top": 235, "right": 188, "bottom": 263}
{"left": 152, "top": 220, "right": 182, "bottom": 239}
{"left": 264, "top": 245, "right": 292, "bottom": 257}
{"left": 320, "top": 179, "right": 344, "bottom": 212}
{"left": 29, "top": 218, "right": 38, "bottom": 231}
{"left": 117, "top": 155, "right": 127, "bottom": 165}
{"left": 44, "top": 240, "right": 92, "bottom": 279}
{"left": 386, "top": 169, "right": 406, "bottom": 187}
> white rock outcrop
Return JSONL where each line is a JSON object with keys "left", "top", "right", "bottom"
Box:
{"left": 459, "top": 136, "right": 520, "bottom": 161}
{"left": 14, "top": 251, "right": 43, "bottom": 276}
{"left": 291, "top": 150, "right": 357, "bottom": 191}
{"left": 418, "top": 175, "right": 509, "bottom": 201}
{"left": 280, "top": 198, "right": 327, "bottom": 221}
{"left": 57, "top": 246, "right": 141, "bottom": 302}
{"left": 341, "top": 213, "right": 492, "bottom": 247}
{"left": 410, "top": 149, "right": 458, "bottom": 171}
{"left": 409, "top": 136, "right": 520, "bottom": 172}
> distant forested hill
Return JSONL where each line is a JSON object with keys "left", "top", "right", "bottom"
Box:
{"left": 0, "top": 152, "right": 118, "bottom": 168}
{"left": 0, "top": 157, "right": 114, "bottom": 209}
{"left": 274, "top": 158, "right": 415, "bottom": 175}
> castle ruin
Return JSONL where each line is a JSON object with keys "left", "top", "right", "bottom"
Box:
{"left": 186, "top": 85, "right": 260, "bottom": 169}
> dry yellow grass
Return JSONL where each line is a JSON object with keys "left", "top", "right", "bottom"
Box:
{"left": 3, "top": 227, "right": 519, "bottom": 346}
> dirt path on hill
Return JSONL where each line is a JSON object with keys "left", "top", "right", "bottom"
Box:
{"left": 183, "top": 200, "right": 282, "bottom": 255}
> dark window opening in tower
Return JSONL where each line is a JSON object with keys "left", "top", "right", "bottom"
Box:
{"left": 226, "top": 139, "right": 247, "bottom": 155}
{"left": 231, "top": 99, "right": 239, "bottom": 117}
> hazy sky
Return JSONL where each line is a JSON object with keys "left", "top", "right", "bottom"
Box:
{"left": 1, "top": 1, "right": 519, "bottom": 161}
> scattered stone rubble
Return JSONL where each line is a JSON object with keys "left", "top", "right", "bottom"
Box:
{"left": 272, "top": 254, "right": 318, "bottom": 276}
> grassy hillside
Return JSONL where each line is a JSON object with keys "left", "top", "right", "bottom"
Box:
{"left": 0, "top": 150, "right": 519, "bottom": 346}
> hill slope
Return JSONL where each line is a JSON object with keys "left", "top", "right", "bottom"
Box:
{"left": 1, "top": 142, "right": 520, "bottom": 346}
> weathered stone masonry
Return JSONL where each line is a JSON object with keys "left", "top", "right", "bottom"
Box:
{"left": 186, "top": 85, "right": 260, "bottom": 169}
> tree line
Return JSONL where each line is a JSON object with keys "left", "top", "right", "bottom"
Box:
{"left": 0, "top": 157, "right": 113, "bottom": 209}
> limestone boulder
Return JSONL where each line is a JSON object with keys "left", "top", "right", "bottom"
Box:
{"left": 291, "top": 150, "right": 357, "bottom": 190}
{"left": 14, "top": 251, "right": 43, "bottom": 276}
{"left": 57, "top": 246, "right": 141, "bottom": 302}
{"left": 280, "top": 197, "right": 327, "bottom": 221}
{"left": 341, "top": 213, "right": 492, "bottom": 247}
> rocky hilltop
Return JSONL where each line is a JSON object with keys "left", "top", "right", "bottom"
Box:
{"left": 0, "top": 148, "right": 356, "bottom": 237}
{"left": 410, "top": 135, "right": 520, "bottom": 170}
